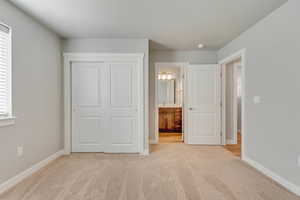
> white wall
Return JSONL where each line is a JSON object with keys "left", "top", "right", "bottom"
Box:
{"left": 149, "top": 50, "right": 217, "bottom": 140}
{"left": 0, "top": 1, "right": 62, "bottom": 185}
{"left": 218, "top": 0, "right": 300, "bottom": 188}
{"left": 63, "top": 38, "right": 150, "bottom": 152}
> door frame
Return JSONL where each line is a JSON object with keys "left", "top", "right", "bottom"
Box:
{"left": 63, "top": 53, "right": 145, "bottom": 155}
{"left": 153, "top": 62, "right": 189, "bottom": 144}
{"left": 219, "top": 49, "right": 246, "bottom": 159}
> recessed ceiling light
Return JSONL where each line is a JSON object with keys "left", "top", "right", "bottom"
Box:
{"left": 198, "top": 44, "right": 204, "bottom": 49}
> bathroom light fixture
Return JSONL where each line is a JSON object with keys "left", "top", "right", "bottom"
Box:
{"left": 158, "top": 72, "right": 174, "bottom": 80}
{"left": 198, "top": 44, "right": 204, "bottom": 49}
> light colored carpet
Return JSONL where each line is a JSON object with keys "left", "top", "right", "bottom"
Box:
{"left": 1, "top": 144, "right": 299, "bottom": 200}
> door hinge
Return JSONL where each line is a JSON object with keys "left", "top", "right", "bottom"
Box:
{"left": 220, "top": 72, "right": 222, "bottom": 78}
{"left": 220, "top": 132, "right": 223, "bottom": 136}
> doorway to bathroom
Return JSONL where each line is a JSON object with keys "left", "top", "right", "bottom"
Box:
{"left": 154, "top": 63, "right": 186, "bottom": 144}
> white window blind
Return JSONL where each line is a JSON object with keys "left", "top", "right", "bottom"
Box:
{"left": 0, "top": 24, "right": 11, "bottom": 116}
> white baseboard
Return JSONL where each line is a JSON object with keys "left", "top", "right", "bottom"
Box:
{"left": 149, "top": 139, "right": 158, "bottom": 144}
{"left": 226, "top": 139, "right": 236, "bottom": 144}
{"left": 63, "top": 149, "right": 71, "bottom": 155}
{"left": 243, "top": 156, "right": 300, "bottom": 197}
{"left": 140, "top": 149, "right": 150, "bottom": 156}
{"left": 0, "top": 150, "right": 64, "bottom": 195}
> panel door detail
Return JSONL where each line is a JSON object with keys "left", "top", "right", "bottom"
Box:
{"left": 187, "top": 65, "right": 221, "bottom": 144}
{"left": 71, "top": 61, "right": 141, "bottom": 153}
{"left": 108, "top": 63, "right": 139, "bottom": 153}
{"left": 72, "top": 62, "right": 109, "bottom": 152}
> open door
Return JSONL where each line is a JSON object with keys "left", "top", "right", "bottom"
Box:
{"left": 186, "top": 65, "right": 221, "bottom": 145}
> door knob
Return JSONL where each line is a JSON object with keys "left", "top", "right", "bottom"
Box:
{"left": 189, "top": 108, "right": 194, "bottom": 111}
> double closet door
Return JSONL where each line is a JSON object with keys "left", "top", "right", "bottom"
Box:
{"left": 72, "top": 62, "right": 140, "bottom": 153}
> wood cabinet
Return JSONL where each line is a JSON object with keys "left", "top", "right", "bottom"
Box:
{"left": 159, "top": 107, "right": 182, "bottom": 132}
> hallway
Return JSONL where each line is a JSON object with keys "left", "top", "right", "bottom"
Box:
{"left": 224, "top": 132, "right": 242, "bottom": 157}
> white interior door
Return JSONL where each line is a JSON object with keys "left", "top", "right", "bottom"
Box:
{"left": 107, "top": 63, "right": 139, "bottom": 153}
{"left": 186, "top": 65, "right": 221, "bottom": 144}
{"left": 72, "top": 61, "right": 140, "bottom": 153}
{"left": 72, "top": 62, "right": 109, "bottom": 152}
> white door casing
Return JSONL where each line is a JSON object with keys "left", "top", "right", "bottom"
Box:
{"left": 154, "top": 62, "right": 188, "bottom": 144}
{"left": 232, "top": 63, "right": 240, "bottom": 144}
{"left": 186, "top": 65, "right": 221, "bottom": 145}
{"left": 219, "top": 48, "right": 246, "bottom": 159}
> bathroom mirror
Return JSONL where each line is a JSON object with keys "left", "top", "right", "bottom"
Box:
{"left": 157, "top": 79, "right": 175, "bottom": 105}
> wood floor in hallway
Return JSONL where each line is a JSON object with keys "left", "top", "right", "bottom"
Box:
{"left": 159, "top": 132, "right": 183, "bottom": 143}
{"left": 1, "top": 144, "right": 299, "bottom": 200}
{"left": 224, "top": 132, "right": 242, "bottom": 157}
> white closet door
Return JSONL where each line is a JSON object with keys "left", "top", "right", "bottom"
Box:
{"left": 72, "top": 62, "right": 109, "bottom": 152}
{"left": 186, "top": 65, "right": 221, "bottom": 144}
{"left": 72, "top": 61, "right": 140, "bottom": 153}
{"left": 107, "top": 63, "right": 139, "bottom": 153}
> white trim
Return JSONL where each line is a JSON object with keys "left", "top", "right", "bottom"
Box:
{"left": 0, "top": 150, "right": 64, "bottom": 195}
{"left": 149, "top": 139, "right": 158, "bottom": 144}
{"left": 63, "top": 53, "right": 145, "bottom": 155}
{"left": 63, "top": 53, "right": 144, "bottom": 62}
{"left": 219, "top": 49, "right": 246, "bottom": 159}
{"left": 232, "top": 64, "right": 239, "bottom": 145}
{"left": 143, "top": 51, "right": 149, "bottom": 156}
{"left": 244, "top": 156, "right": 300, "bottom": 197}
{"left": 154, "top": 62, "right": 189, "bottom": 144}
{"left": 226, "top": 139, "right": 235, "bottom": 144}
{"left": 219, "top": 49, "right": 246, "bottom": 65}
{"left": 0, "top": 116, "right": 16, "bottom": 127}
{"left": 221, "top": 64, "right": 226, "bottom": 145}
{"left": 140, "top": 150, "right": 150, "bottom": 156}
{"left": 63, "top": 56, "right": 71, "bottom": 155}
{"left": 217, "top": 64, "right": 222, "bottom": 145}
{"left": 183, "top": 66, "right": 188, "bottom": 144}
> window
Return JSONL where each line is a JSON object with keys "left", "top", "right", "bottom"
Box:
{"left": 0, "top": 23, "right": 13, "bottom": 123}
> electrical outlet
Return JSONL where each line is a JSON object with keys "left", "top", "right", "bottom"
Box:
{"left": 17, "top": 146, "right": 23, "bottom": 157}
